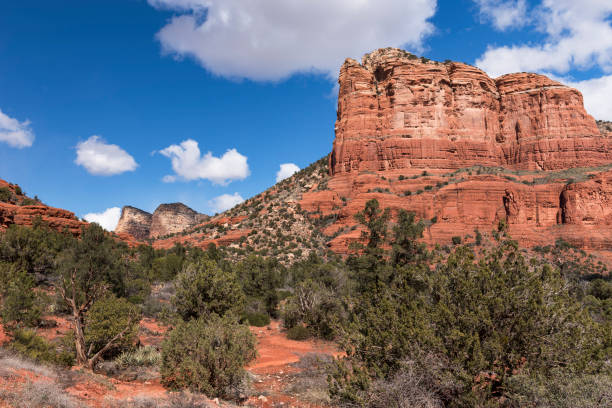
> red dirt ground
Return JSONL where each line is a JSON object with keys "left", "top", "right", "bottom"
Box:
{"left": 0, "top": 319, "right": 340, "bottom": 407}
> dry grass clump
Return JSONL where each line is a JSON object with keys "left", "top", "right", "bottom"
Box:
{"left": 0, "top": 380, "right": 82, "bottom": 408}
{"left": 105, "top": 391, "right": 224, "bottom": 407}
{"left": 284, "top": 353, "right": 334, "bottom": 404}
{"left": 0, "top": 349, "right": 56, "bottom": 378}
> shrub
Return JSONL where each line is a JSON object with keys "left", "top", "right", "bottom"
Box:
{"left": 9, "top": 329, "right": 74, "bottom": 367}
{"left": 172, "top": 258, "right": 245, "bottom": 321}
{"left": 505, "top": 370, "right": 612, "bottom": 408}
{"left": 1, "top": 268, "right": 41, "bottom": 328}
{"left": 85, "top": 295, "right": 140, "bottom": 360}
{"left": 0, "top": 380, "right": 80, "bottom": 408}
{"left": 287, "top": 325, "right": 311, "bottom": 341}
{"left": 0, "top": 187, "right": 11, "bottom": 202}
{"left": 161, "top": 314, "right": 256, "bottom": 400}
{"left": 245, "top": 312, "right": 270, "bottom": 327}
{"left": 451, "top": 236, "right": 462, "bottom": 245}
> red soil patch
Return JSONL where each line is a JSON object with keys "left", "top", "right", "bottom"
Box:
{"left": 247, "top": 321, "right": 339, "bottom": 374}
{"left": 138, "top": 317, "right": 168, "bottom": 347}
{"left": 0, "top": 324, "right": 9, "bottom": 345}
{"left": 246, "top": 320, "right": 341, "bottom": 408}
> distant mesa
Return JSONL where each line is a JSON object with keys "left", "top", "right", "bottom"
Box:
{"left": 115, "top": 202, "right": 209, "bottom": 240}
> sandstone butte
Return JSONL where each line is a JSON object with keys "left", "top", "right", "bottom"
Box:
{"left": 300, "top": 48, "right": 612, "bottom": 255}
{"left": 115, "top": 202, "right": 209, "bottom": 241}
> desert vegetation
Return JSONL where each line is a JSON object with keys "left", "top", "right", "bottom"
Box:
{"left": 0, "top": 196, "right": 610, "bottom": 407}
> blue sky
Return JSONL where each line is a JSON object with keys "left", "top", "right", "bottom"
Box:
{"left": 1, "top": 0, "right": 611, "bottom": 230}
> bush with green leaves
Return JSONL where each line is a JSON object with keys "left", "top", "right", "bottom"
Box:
{"left": 244, "top": 312, "right": 270, "bottom": 327}
{"left": 0, "top": 267, "right": 41, "bottom": 328}
{"left": 281, "top": 279, "right": 344, "bottom": 340}
{"left": 84, "top": 295, "right": 140, "bottom": 361}
{"left": 172, "top": 258, "right": 245, "bottom": 321}
{"left": 286, "top": 325, "right": 311, "bottom": 341}
{"left": 160, "top": 314, "right": 256, "bottom": 400}
{"left": 0, "top": 187, "right": 12, "bottom": 202}
{"left": 9, "top": 328, "right": 74, "bottom": 367}
{"left": 329, "top": 199, "right": 610, "bottom": 407}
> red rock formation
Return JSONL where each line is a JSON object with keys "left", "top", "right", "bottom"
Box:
{"left": 331, "top": 48, "right": 609, "bottom": 175}
{"left": 0, "top": 197, "right": 87, "bottom": 236}
{"left": 303, "top": 48, "right": 612, "bottom": 256}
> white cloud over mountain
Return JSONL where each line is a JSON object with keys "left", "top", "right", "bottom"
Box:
{"left": 75, "top": 136, "right": 138, "bottom": 176}
{"left": 209, "top": 192, "right": 244, "bottom": 213}
{"left": 0, "top": 108, "right": 35, "bottom": 148}
{"left": 148, "top": 0, "right": 436, "bottom": 81}
{"left": 83, "top": 207, "right": 122, "bottom": 231}
{"left": 276, "top": 163, "right": 300, "bottom": 182}
{"left": 159, "top": 139, "right": 249, "bottom": 185}
{"left": 476, "top": 0, "right": 612, "bottom": 120}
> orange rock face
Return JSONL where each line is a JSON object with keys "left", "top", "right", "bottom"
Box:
{"left": 304, "top": 48, "right": 612, "bottom": 256}
{"left": 0, "top": 201, "right": 86, "bottom": 236}
{"left": 331, "top": 48, "right": 609, "bottom": 175}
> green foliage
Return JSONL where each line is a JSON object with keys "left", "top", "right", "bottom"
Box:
{"left": 0, "top": 267, "right": 41, "bottom": 328}
{"left": 286, "top": 325, "right": 311, "bottom": 341}
{"left": 160, "top": 314, "right": 256, "bottom": 400}
{"left": 451, "top": 236, "right": 462, "bottom": 245}
{"left": 282, "top": 279, "right": 344, "bottom": 340}
{"left": 354, "top": 199, "right": 390, "bottom": 254}
{"left": 244, "top": 312, "right": 270, "bottom": 327}
{"left": 505, "top": 369, "right": 612, "bottom": 408}
{"left": 0, "top": 187, "right": 12, "bottom": 202}
{"left": 0, "top": 221, "right": 69, "bottom": 277}
{"left": 9, "top": 328, "right": 74, "bottom": 367}
{"left": 173, "top": 258, "right": 245, "bottom": 321}
{"left": 332, "top": 237, "right": 609, "bottom": 406}
{"left": 235, "top": 255, "right": 285, "bottom": 317}
{"left": 85, "top": 295, "right": 140, "bottom": 359}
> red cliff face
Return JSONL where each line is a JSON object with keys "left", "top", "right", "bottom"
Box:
{"left": 331, "top": 48, "right": 608, "bottom": 175}
{"left": 305, "top": 48, "right": 612, "bottom": 255}
{"left": 0, "top": 180, "right": 86, "bottom": 235}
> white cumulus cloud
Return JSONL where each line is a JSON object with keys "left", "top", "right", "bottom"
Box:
{"left": 148, "top": 0, "right": 437, "bottom": 81}
{"left": 75, "top": 136, "right": 138, "bottom": 176}
{"left": 476, "top": 1, "right": 612, "bottom": 120}
{"left": 0, "top": 108, "right": 35, "bottom": 148}
{"left": 209, "top": 192, "right": 245, "bottom": 213}
{"left": 276, "top": 163, "right": 300, "bottom": 182}
{"left": 159, "top": 139, "right": 249, "bottom": 185}
{"left": 473, "top": 0, "right": 528, "bottom": 30}
{"left": 83, "top": 207, "right": 122, "bottom": 231}
{"left": 477, "top": 1, "right": 612, "bottom": 77}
